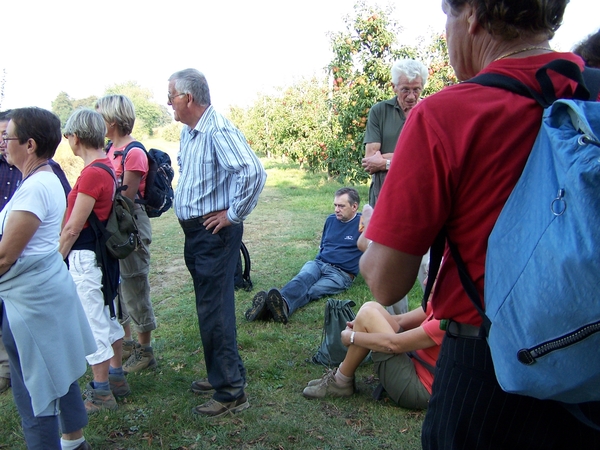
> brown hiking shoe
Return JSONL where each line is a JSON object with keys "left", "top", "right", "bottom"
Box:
{"left": 302, "top": 368, "right": 354, "bottom": 399}
{"left": 123, "top": 346, "right": 157, "bottom": 374}
{"left": 245, "top": 290, "right": 270, "bottom": 321}
{"left": 191, "top": 378, "right": 213, "bottom": 394}
{"left": 192, "top": 394, "right": 250, "bottom": 418}
{"left": 109, "top": 373, "right": 131, "bottom": 397}
{"left": 191, "top": 378, "right": 248, "bottom": 395}
{"left": 84, "top": 382, "right": 118, "bottom": 414}
{"left": 122, "top": 340, "right": 137, "bottom": 360}
{"left": 266, "top": 288, "right": 289, "bottom": 324}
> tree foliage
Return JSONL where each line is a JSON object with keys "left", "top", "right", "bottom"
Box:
{"left": 51, "top": 91, "right": 74, "bottom": 126}
{"left": 231, "top": 78, "right": 337, "bottom": 168}
{"left": 50, "top": 82, "right": 172, "bottom": 136}
{"left": 229, "top": 1, "right": 457, "bottom": 182}
{"left": 105, "top": 81, "right": 172, "bottom": 137}
{"left": 324, "top": 1, "right": 416, "bottom": 182}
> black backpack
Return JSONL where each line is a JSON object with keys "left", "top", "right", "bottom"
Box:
{"left": 108, "top": 141, "right": 175, "bottom": 218}
{"left": 234, "top": 241, "right": 253, "bottom": 291}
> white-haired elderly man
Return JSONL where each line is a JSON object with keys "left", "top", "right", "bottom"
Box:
{"left": 362, "top": 59, "right": 428, "bottom": 207}
{"left": 361, "top": 59, "right": 428, "bottom": 315}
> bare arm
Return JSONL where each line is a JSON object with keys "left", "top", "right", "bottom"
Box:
{"left": 393, "top": 306, "right": 428, "bottom": 331}
{"left": 362, "top": 147, "right": 392, "bottom": 175}
{"left": 357, "top": 204, "right": 373, "bottom": 252}
{"left": 360, "top": 242, "right": 421, "bottom": 306}
{"left": 59, "top": 193, "right": 96, "bottom": 259}
{"left": 121, "top": 170, "right": 142, "bottom": 201}
{"left": 341, "top": 325, "right": 435, "bottom": 354}
{"left": 0, "top": 211, "right": 41, "bottom": 275}
{"left": 364, "top": 142, "right": 382, "bottom": 159}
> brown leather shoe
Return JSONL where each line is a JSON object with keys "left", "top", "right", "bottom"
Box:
{"left": 192, "top": 394, "right": 250, "bottom": 418}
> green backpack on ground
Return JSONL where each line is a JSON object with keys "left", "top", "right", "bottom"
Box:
{"left": 312, "top": 299, "right": 370, "bottom": 367}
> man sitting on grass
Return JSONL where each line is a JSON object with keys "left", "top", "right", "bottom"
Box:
{"left": 245, "top": 187, "right": 363, "bottom": 324}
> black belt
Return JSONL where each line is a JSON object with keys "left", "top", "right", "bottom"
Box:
{"left": 446, "top": 320, "right": 483, "bottom": 339}
{"left": 178, "top": 217, "right": 203, "bottom": 229}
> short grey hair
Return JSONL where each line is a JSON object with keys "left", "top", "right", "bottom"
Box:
{"left": 64, "top": 109, "right": 107, "bottom": 149}
{"left": 95, "top": 94, "right": 136, "bottom": 136}
{"left": 335, "top": 187, "right": 360, "bottom": 207}
{"left": 169, "top": 68, "right": 211, "bottom": 107}
{"left": 391, "top": 59, "right": 429, "bottom": 86}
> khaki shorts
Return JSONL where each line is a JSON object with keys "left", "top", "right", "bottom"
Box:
{"left": 372, "top": 351, "right": 431, "bottom": 410}
{"left": 118, "top": 205, "right": 156, "bottom": 333}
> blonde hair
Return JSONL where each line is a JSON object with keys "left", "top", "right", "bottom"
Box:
{"left": 95, "top": 94, "right": 136, "bottom": 136}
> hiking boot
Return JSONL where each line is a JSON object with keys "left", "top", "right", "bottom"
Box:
{"left": 191, "top": 378, "right": 213, "bottom": 394}
{"left": 306, "top": 377, "right": 323, "bottom": 387}
{"left": 266, "top": 288, "right": 289, "bottom": 324}
{"left": 83, "top": 382, "right": 118, "bottom": 414}
{"left": 0, "top": 377, "right": 10, "bottom": 394}
{"left": 191, "top": 378, "right": 248, "bottom": 394}
{"left": 302, "top": 369, "right": 354, "bottom": 399}
{"left": 122, "top": 340, "right": 137, "bottom": 360}
{"left": 73, "top": 441, "right": 92, "bottom": 450}
{"left": 192, "top": 394, "right": 250, "bottom": 418}
{"left": 123, "top": 346, "right": 157, "bottom": 374}
{"left": 245, "top": 290, "right": 270, "bottom": 321}
{"left": 109, "top": 373, "right": 131, "bottom": 397}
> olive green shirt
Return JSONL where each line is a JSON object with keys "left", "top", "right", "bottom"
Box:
{"left": 363, "top": 97, "right": 406, "bottom": 206}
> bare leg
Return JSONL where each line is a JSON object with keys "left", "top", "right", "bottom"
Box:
{"left": 110, "top": 338, "right": 123, "bottom": 368}
{"left": 62, "top": 430, "right": 83, "bottom": 440}
{"left": 122, "top": 323, "right": 132, "bottom": 341}
{"left": 90, "top": 360, "right": 110, "bottom": 384}
{"left": 338, "top": 302, "right": 397, "bottom": 378}
{"left": 137, "top": 330, "right": 151, "bottom": 346}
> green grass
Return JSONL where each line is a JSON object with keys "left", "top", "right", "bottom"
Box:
{"left": 0, "top": 160, "right": 426, "bottom": 449}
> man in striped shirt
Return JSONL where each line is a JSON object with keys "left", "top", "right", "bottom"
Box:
{"left": 168, "top": 69, "right": 266, "bottom": 418}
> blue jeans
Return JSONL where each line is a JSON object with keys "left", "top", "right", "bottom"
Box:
{"left": 281, "top": 259, "right": 354, "bottom": 316}
{"left": 180, "top": 218, "right": 246, "bottom": 403}
{"left": 1, "top": 307, "right": 87, "bottom": 449}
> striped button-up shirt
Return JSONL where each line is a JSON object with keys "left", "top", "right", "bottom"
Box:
{"left": 175, "top": 105, "right": 266, "bottom": 223}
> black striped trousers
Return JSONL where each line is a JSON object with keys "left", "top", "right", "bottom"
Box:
{"left": 422, "top": 333, "right": 600, "bottom": 449}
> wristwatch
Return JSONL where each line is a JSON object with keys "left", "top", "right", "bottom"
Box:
{"left": 385, "top": 159, "right": 391, "bottom": 171}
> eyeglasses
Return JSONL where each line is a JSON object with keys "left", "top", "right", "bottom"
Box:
{"left": 167, "top": 92, "right": 187, "bottom": 105}
{"left": 399, "top": 87, "right": 422, "bottom": 96}
{"left": 1, "top": 134, "right": 19, "bottom": 144}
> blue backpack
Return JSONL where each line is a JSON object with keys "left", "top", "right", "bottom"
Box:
{"left": 425, "top": 60, "right": 600, "bottom": 423}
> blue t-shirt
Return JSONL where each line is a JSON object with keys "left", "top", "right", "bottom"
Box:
{"left": 316, "top": 213, "right": 363, "bottom": 276}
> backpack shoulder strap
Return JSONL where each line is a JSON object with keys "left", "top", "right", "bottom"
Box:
{"left": 120, "top": 141, "right": 148, "bottom": 162}
{"left": 111, "top": 141, "right": 147, "bottom": 197}
{"left": 91, "top": 162, "right": 117, "bottom": 184}
{"left": 407, "top": 351, "right": 436, "bottom": 375}
{"left": 423, "top": 229, "right": 492, "bottom": 334}
{"left": 467, "top": 59, "right": 597, "bottom": 107}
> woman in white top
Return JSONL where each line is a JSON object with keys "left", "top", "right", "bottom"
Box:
{"left": 0, "top": 108, "right": 96, "bottom": 450}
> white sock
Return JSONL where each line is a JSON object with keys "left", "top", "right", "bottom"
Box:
{"left": 60, "top": 437, "right": 85, "bottom": 450}
{"left": 335, "top": 365, "right": 354, "bottom": 386}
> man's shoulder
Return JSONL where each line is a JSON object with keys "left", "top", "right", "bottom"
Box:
{"left": 372, "top": 97, "right": 398, "bottom": 110}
